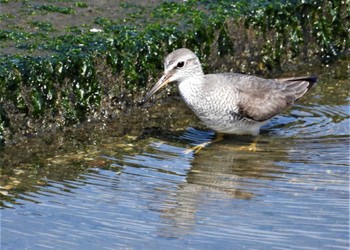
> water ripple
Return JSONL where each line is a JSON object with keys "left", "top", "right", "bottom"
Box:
{"left": 265, "top": 104, "right": 349, "bottom": 138}
{"left": 1, "top": 107, "right": 349, "bottom": 249}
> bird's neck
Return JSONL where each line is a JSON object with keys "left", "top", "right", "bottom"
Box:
{"left": 179, "top": 74, "right": 205, "bottom": 89}
{"left": 178, "top": 75, "right": 205, "bottom": 107}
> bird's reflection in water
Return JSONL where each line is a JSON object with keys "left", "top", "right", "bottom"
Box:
{"left": 158, "top": 127, "right": 287, "bottom": 238}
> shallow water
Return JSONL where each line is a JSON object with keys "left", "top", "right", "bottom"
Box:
{"left": 1, "top": 63, "right": 350, "bottom": 249}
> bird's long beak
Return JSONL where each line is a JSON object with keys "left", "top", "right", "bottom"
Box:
{"left": 140, "top": 72, "right": 173, "bottom": 104}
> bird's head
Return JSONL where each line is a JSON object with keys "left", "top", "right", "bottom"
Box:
{"left": 140, "top": 48, "right": 203, "bottom": 104}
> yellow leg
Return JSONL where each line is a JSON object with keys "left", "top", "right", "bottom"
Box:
{"left": 184, "top": 133, "right": 224, "bottom": 154}
{"left": 239, "top": 136, "right": 259, "bottom": 152}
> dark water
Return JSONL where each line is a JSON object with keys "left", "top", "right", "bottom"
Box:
{"left": 1, "top": 64, "right": 349, "bottom": 249}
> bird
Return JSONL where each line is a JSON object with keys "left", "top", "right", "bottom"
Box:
{"left": 141, "top": 48, "right": 317, "bottom": 136}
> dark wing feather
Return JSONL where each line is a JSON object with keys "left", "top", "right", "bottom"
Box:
{"left": 231, "top": 74, "right": 317, "bottom": 122}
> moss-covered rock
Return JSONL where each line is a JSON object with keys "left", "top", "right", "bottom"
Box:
{"left": 0, "top": 0, "right": 349, "bottom": 145}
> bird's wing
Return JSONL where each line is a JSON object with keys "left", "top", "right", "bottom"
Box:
{"left": 218, "top": 74, "right": 317, "bottom": 122}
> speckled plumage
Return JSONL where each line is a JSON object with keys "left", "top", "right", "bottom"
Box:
{"left": 142, "top": 48, "right": 317, "bottom": 135}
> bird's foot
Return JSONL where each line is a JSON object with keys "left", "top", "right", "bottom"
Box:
{"left": 184, "top": 141, "right": 211, "bottom": 154}
{"left": 183, "top": 133, "right": 224, "bottom": 154}
{"left": 239, "top": 141, "right": 258, "bottom": 152}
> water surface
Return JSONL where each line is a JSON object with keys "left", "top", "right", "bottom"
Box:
{"left": 1, "top": 65, "right": 349, "bottom": 249}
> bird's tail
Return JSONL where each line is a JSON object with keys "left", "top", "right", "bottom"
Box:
{"left": 278, "top": 76, "right": 318, "bottom": 101}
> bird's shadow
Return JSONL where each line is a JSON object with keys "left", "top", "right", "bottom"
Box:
{"left": 137, "top": 125, "right": 273, "bottom": 153}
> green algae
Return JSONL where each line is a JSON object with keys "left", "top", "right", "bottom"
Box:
{"left": 0, "top": 0, "right": 349, "bottom": 145}
{"left": 245, "top": 0, "right": 349, "bottom": 67}
{"left": 74, "top": 2, "right": 88, "bottom": 8}
{"left": 30, "top": 21, "right": 55, "bottom": 32}
{"left": 35, "top": 4, "right": 75, "bottom": 14}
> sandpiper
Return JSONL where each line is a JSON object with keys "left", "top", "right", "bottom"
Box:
{"left": 141, "top": 48, "right": 317, "bottom": 135}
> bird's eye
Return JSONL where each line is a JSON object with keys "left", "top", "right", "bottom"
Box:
{"left": 177, "top": 61, "right": 185, "bottom": 68}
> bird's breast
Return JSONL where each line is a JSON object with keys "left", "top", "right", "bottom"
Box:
{"left": 179, "top": 79, "right": 239, "bottom": 121}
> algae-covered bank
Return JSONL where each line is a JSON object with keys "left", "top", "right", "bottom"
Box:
{"left": 0, "top": 0, "right": 349, "bottom": 145}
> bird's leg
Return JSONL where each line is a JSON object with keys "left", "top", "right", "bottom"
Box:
{"left": 239, "top": 136, "right": 259, "bottom": 152}
{"left": 184, "top": 133, "right": 224, "bottom": 154}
